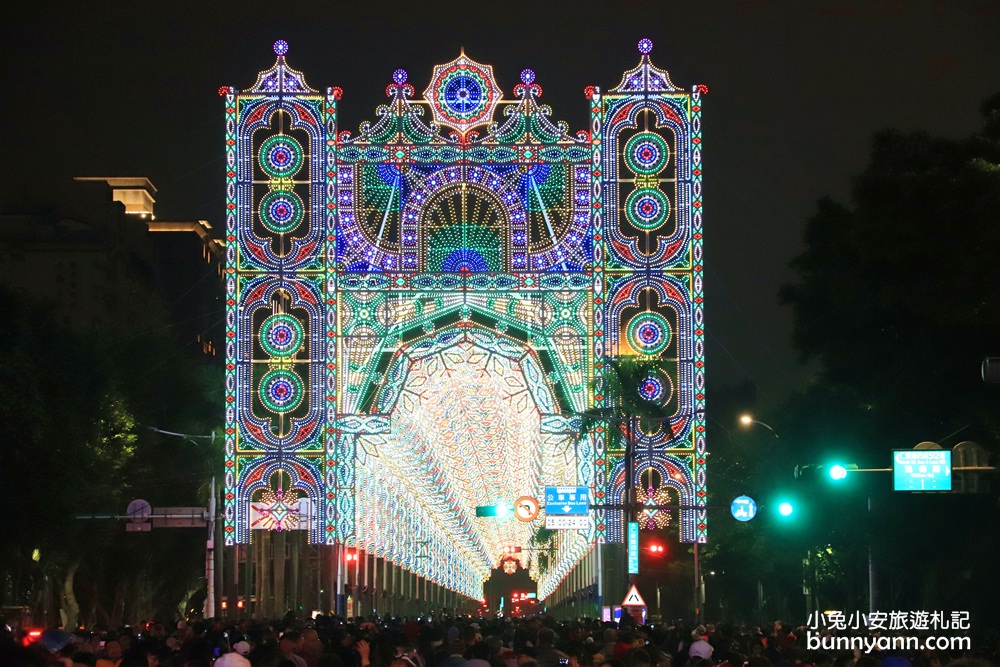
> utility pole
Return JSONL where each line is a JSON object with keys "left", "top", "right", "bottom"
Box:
{"left": 148, "top": 427, "right": 219, "bottom": 618}
{"left": 206, "top": 476, "right": 217, "bottom": 618}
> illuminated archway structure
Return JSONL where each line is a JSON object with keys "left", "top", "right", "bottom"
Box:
{"left": 222, "top": 38, "right": 706, "bottom": 602}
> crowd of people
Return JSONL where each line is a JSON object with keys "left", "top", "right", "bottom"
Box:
{"left": 2, "top": 614, "right": 994, "bottom": 667}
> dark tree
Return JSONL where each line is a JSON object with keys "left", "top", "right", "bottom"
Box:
{"left": 770, "top": 94, "right": 1000, "bottom": 619}
{"left": 781, "top": 94, "right": 1000, "bottom": 442}
{"left": 0, "top": 286, "right": 221, "bottom": 625}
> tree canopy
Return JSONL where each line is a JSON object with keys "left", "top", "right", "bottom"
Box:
{"left": 743, "top": 93, "right": 1000, "bottom": 620}
{"left": 781, "top": 93, "right": 1000, "bottom": 442}
{"left": 0, "top": 286, "right": 221, "bottom": 626}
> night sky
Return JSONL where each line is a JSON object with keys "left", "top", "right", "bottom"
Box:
{"left": 3, "top": 1, "right": 999, "bottom": 412}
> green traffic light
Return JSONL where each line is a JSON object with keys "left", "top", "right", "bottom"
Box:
{"left": 829, "top": 464, "right": 848, "bottom": 481}
{"left": 778, "top": 501, "right": 794, "bottom": 517}
{"left": 475, "top": 504, "right": 512, "bottom": 518}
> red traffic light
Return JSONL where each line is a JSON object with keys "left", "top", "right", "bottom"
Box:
{"left": 648, "top": 544, "right": 666, "bottom": 555}
{"left": 502, "top": 546, "right": 522, "bottom": 554}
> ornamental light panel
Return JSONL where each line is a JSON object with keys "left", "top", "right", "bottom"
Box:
{"left": 222, "top": 38, "right": 707, "bottom": 601}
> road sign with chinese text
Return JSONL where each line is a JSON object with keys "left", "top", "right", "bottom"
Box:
{"left": 627, "top": 521, "right": 640, "bottom": 574}
{"left": 544, "top": 486, "right": 590, "bottom": 515}
{"left": 893, "top": 450, "right": 952, "bottom": 491}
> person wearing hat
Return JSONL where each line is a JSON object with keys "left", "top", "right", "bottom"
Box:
{"left": 440, "top": 639, "right": 470, "bottom": 667}
{"left": 215, "top": 650, "right": 252, "bottom": 667}
{"left": 688, "top": 628, "right": 713, "bottom": 663}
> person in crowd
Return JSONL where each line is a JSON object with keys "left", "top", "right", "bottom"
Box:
{"left": 689, "top": 628, "right": 714, "bottom": 666}
{"left": 280, "top": 631, "right": 309, "bottom": 667}
{"left": 96, "top": 639, "right": 124, "bottom": 667}
{"left": 536, "top": 627, "right": 570, "bottom": 667}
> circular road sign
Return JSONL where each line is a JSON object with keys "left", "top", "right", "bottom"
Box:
{"left": 514, "top": 496, "right": 541, "bottom": 522}
{"left": 126, "top": 498, "right": 152, "bottom": 523}
{"left": 730, "top": 495, "right": 757, "bottom": 522}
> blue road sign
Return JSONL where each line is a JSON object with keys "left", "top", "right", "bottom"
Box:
{"left": 730, "top": 495, "right": 757, "bottom": 522}
{"left": 627, "top": 521, "right": 640, "bottom": 575}
{"left": 544, "top": 486, "right": 590, "bottom": 515}
{"left": 893, "top": 450, "right": 952, "bottom": 491}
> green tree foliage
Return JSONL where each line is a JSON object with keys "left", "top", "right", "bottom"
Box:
{"left": 580, "top": 355, "right": 674, "bottom": 441}
{"left": 0, "top": 291, "right": 109, "bottom": 610}
{"left": 0, "top": 287, "right": 221, "bottom": 625}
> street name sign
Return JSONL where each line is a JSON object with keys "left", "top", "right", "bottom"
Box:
{"left": 627, "top": 521, "right": 640, "bottom": 574}
{"left": 544, "top": 486, "right": 589, "bottom": 515}
{"left": 893, "top": 449, "right": 952, "bottom": 491}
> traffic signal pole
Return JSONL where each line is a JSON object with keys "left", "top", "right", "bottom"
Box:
{"left": 593, "top": 413, "right": 705, "bottom": 622}
{"left": 797, "top": 460, "right": 996, "bottom": 614}
{"left": 625, "top": 416, "right": 636, "bottom": 592}
{"left": 578, "top": 410, "right": 710, "bottom": 623}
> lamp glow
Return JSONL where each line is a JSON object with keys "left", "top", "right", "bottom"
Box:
{"left": 829, "top": 464, "right": 848, "bottom": 481}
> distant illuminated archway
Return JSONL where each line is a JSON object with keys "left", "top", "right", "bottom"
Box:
{"left": 222, "top": 38, "right": 707, "bottom": 602}
{"left": 346, "top": 326, "right": 589, "bottom": 598}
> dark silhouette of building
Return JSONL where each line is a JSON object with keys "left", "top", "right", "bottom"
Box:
{"left": 0, "top": 177, "right": 224, "bottom": 361}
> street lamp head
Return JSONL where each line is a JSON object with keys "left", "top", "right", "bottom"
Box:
{"left": 738, "top": 414, "right": 779, "bottom": 438}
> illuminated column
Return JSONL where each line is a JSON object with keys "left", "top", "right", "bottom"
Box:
{"left": 224, "top": 41, "right": 331, "bottom": 558}
{"left": 598, "top": 38, "right": 707, "bottom": 548}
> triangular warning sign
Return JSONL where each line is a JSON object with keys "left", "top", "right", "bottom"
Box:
{"left": 622, "top": 584, "right": 646, "bottom": 606}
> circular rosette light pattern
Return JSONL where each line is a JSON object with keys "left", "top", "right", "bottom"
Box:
{"left": 441, "top": 248, "right": 489, "bottom": 273}
{"left": 259, "top": 190, "right": 305, "bottom": 234}
{"left": 260, "top": 313, "right": 304, "bottom": 358}
{"left": 443, "top": 74, "right": 484, "bottom": 115}
{"left": 424, "top": 54, "right": 501, "bottom": 135}
{"left": 626, "top": 188, "right": 670, "bottom": 231}
{"left": 259, "top": 368, "right": 305, "bottom": 414}
{"left": 627, "top": 311, "right": 672, "bottom": 356}
{"left": 637, "top": 371, "right": 674, "bottom": 405}
{"left": 258, "top": 134, "right": 304, "bottom": 179}
{"left": 625, "top": 132, "right": 670, "bottom": 175}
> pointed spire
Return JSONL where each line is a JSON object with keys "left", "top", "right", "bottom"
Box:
{"left": 244, "top": 39, "right": 317, "bottom": 94}
{"left": 610, "top": 38, "right": 682, "bottom": 94}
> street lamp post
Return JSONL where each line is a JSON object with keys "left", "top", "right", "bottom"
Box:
{"left": 739, "top": 414, "right": 779, "bottom": 439}
{"left": 737, "top": 415, "right": 785, "bottom": 621}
